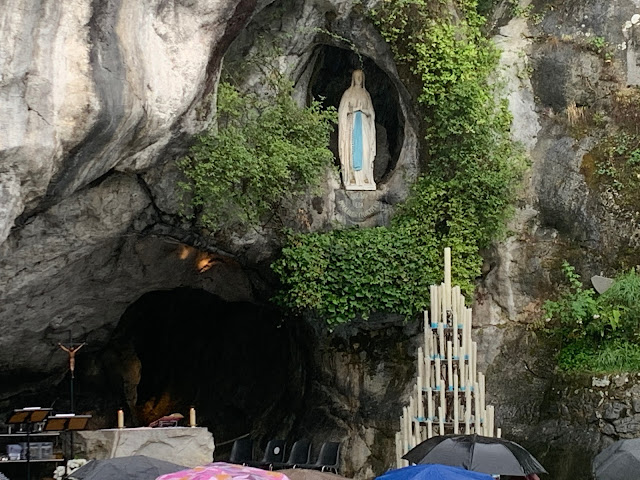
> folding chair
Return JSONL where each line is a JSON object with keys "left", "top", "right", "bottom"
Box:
{"left": 229, "top": 437, "right": 253, "bottom": 465}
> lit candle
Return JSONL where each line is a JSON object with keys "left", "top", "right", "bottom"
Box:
{"left": 189, "top": 407, "right": 196, "bottom": 427}
{"left": 117, "top": 409, "right": 124, "bottom": 429}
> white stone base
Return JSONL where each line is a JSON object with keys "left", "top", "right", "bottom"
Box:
{"left": 73, "top": 427, "right": 214, "bottom": 467}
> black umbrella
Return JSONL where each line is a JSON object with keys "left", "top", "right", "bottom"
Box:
{"left": 593, "top": 438, "right": 640, "bottom": 480}
{"left": 69, "top": 455, "right": 186, "bottom": 480}
{"left": 402, "top": 434, "right": 547, "bottom": 476}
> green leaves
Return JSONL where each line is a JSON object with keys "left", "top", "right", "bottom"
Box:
{"left": 543, "top": 264, "right": 640, "bottom": 372}
{"left": 178, "top": 81, "right": 337, "bottom": 229}
{"left": 272, "top": 0, "right": 524, "bottom": 325}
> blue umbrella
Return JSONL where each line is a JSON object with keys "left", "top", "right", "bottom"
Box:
{"left": 377, "top": 464, "right": 495, "bottom": 480}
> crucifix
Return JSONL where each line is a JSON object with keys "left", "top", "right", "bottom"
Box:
{"left": 58, "top": 342, "right": 85, "bottom": 379}
{"left": 58, "top": 337, "right": 86, "bottom": 412}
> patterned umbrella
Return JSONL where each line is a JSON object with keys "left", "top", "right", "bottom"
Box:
{"left": 157, "top": 461, "right": 292, "bottom": 480}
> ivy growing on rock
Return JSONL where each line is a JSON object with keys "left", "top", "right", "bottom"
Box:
{"left": 178, "top": 80, "right": 337, "bottom": 229}
{"left": 272, "top": 0, "right": 525, "bottom": 325}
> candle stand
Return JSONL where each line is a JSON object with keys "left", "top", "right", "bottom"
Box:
{"left": 394, "top": 248, "right": 500, "bottom": 468}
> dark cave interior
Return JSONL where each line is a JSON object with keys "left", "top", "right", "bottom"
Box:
{"left": 63, "top": 288, "right": 312, "bottom": 457}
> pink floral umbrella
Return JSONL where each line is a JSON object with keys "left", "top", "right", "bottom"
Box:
{"left": 156, "top": 462, "right": 292, "bottom": 480}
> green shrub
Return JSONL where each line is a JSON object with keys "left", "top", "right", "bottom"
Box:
{"left": 542, "top": 263, "right": 640, "bottom": 372}
{"left": 272, "top": 0, "right": 525, "bottom": 325}
{"left": 178, "top": 81, "right": 337, "bottom": 229}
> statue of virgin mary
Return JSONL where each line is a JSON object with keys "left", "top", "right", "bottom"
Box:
{"left": 338, "top": 70, "right": 376, "bottom": 191}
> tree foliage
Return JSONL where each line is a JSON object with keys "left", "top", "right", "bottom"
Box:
{"left": 178, "top": 81, "right": 337, "bottom": 229}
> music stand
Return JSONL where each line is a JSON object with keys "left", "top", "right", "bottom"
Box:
{"left": 44, "top": 414, "right": 91, "bottom": 472}
{"left": 6, "top": 408, "right": 53, "bottom": 480}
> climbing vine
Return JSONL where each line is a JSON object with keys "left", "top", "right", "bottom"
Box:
{"left": 272, "top": 0, "right": 525, "bottom": 325}
{"left": 178, "top": 80, "right": 336, "bottom": 229}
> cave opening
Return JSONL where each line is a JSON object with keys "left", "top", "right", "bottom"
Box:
{"left": 97, "top": 287, "right": 310, "bottom": 453}
{"left": 309, "top": 45, "right": 405, "bottom": 184}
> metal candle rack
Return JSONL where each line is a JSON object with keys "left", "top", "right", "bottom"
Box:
{"left": 394, "top": 248, "right": 502, "bottom": 468}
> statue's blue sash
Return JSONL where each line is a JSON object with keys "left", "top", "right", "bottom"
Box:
{"left": 352, "top": 110, "right": 363, "bottom": 171}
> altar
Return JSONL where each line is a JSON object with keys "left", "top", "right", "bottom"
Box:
{"left": 72, "top": 427, "right": 214, "bottom": 467}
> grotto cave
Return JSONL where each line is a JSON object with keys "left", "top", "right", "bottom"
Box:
{"left": 73, "top": 288, "right": 312, "bottom": 455}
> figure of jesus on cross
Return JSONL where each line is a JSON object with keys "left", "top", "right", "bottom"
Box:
{"left": 58, "top": 342, "right": 86, "bottom": 379}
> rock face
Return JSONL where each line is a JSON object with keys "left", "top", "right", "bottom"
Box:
{"left": 0, "top": 0, "right": 259, "bottom": 394}
{"left": 3, "top": 0, "right": 640, "bottom": 479}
